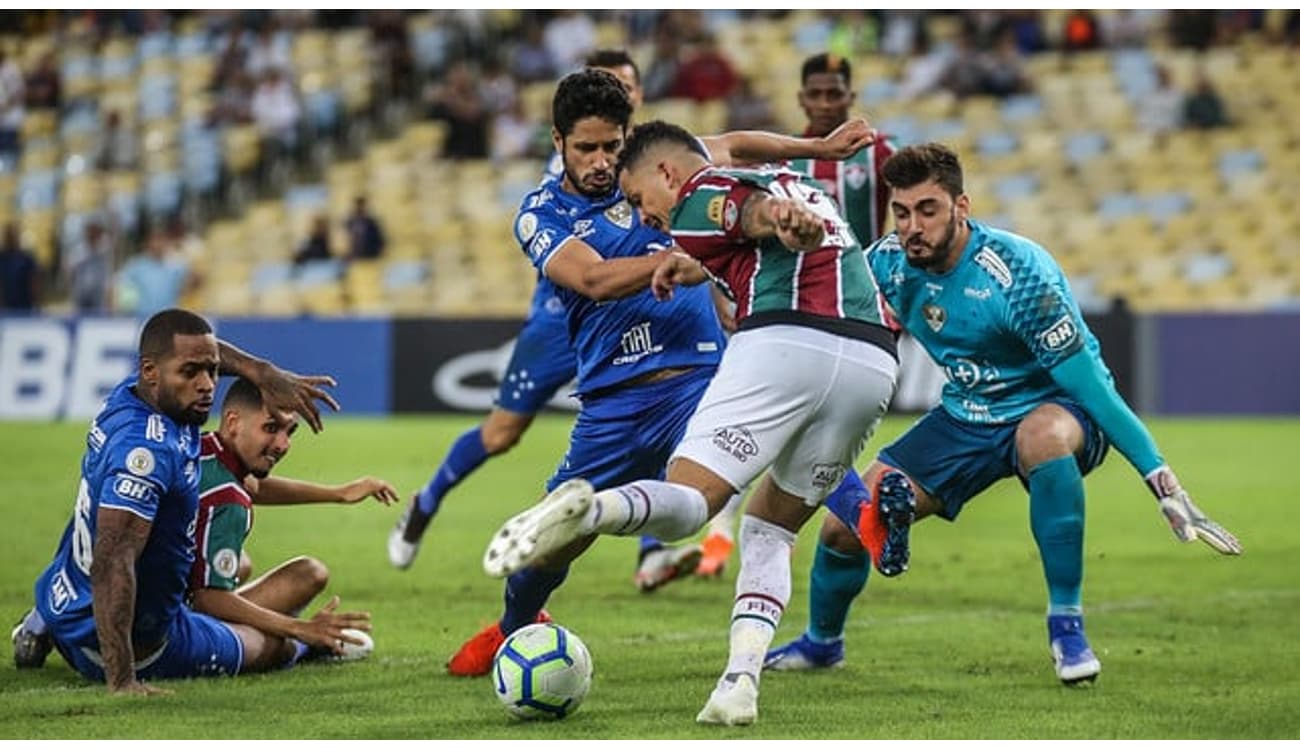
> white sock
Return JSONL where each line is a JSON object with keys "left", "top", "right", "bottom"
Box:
{"left": 587, "top": 480, "right": 709, "bottom": 541}
{"left": 724, "top": 515, "right": 796, "bottom": 680}
{"left": 707, "top": 492, "right": 744, "bottom": 541}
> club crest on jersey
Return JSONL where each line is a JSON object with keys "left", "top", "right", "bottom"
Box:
{"left": 573, "top": 219, "right": 595, "bottom": 238}
{"left": 213, "top": 548, "right": 240, "bottom": 579}
{"left": 126, "top": 447, "right": 155, "bottom": 476}
{"left": 516, "top": 212, "right": 538, "bottom": 242}
{"left": 707, "top": 195, "right": 726, "bottom": 226}
{"left": 604, "top": 200, "right": 633, "bottom": 229}
{"left": 845, "top": 162, "right": 868, "bottom": 190}
{"left": 723, "top": 199, "right": 739, "bottom": 231}
{"left": 922, "top": 303, "right": 946, "bottom": 332}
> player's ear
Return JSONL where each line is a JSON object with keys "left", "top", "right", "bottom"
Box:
{"left": 139, "top": 356, "right": 158, "bottom": 387}
{"left": 955, "top": 193, "right": 971, "bottom": 221}
{"left": 551, "top": 127, "right": 562, "bottom": 156}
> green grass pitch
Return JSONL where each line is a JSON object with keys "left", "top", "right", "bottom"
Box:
{"left": 2, "top": 415, "right": 1297, "bottom": 739}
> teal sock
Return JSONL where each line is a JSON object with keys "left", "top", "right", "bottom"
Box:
{"left": 807, "top": 540, "right": 870, "bottom": 643}
{"left": 1028, "top": 455, "right": 1085, "bottom": 615}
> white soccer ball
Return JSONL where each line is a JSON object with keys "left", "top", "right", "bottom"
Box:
{"left": 492, "top": 622, "right": 593, "bottom": 720}
{"left": 338, "top": 628, "right": 374, "bottom": 661}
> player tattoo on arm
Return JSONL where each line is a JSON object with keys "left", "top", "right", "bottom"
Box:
{"left": 90, "top": 508, "right": 154, "bottom": 692}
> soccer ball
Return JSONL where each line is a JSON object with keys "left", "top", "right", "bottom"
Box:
{"left": 492, "top": 622, "right": 593, "bottom": 720}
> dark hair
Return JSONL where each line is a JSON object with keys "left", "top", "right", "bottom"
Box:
{"left": 617, "top": 119, "right": 709, "bottom": 175}
{"left": 881, "top": 142, "right": 965, "bottom": 198}
{"left": 585, "top": 49, "right": 640, "bottom": 84}
{"left": 801, "top": 52, "right": 853, "bottom": 86}
{"left": 222, "top": 377, "right": 263, "bottom": 413}
{"left": 552, "top": 69, "right": 633, "bottom": 138}
{"left": 139, "top": 308, "right": 212, "bottom": 361}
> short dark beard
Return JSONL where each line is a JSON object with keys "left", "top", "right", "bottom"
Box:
{"left": 156, "top": 389, "right": 208, "bottom": 426}
{"left": 562, "top": 142, "right": 615, "bottom": 199}
{"left": 905, "top": 209, "right": 958, "bottom": 271}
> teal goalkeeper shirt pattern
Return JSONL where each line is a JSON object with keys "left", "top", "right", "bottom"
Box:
{"left": 867, "top": 219, "right": 1113, "bottom": 424}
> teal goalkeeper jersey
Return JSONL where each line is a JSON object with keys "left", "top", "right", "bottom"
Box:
{"left": 867, "top": 219, "right": 1112, "bottom": 424}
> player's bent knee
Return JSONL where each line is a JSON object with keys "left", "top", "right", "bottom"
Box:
{"left": 1016, "top": 406, "right": 1083, "bottom": 468}
{"left": 482, "top": 411, "right": 534, "bottom": 455}
{"left": 285, "top": 556, "right": 330, "bottom": 593}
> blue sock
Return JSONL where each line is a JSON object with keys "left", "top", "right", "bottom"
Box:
{"left": 501, "top": 565, "right": 569, "bottom": 635}
{"left": 418, "top": 426, "right": 490, "bottom": 515}
{"left": 808, "top": 540, "right": 871, "bottom": 643}
{"left": 22, "top": 608, "right": 47, "bottom": 635}
{"left": 285, "top": 639, "right": 310, "bottom": 668}
{"left": 638, "top": 536, "right": 662, "bottom": 559}
{"left": 822, "top": 470, "right": 870, "bottom": 532}
{"left": 1028, "top": 455, "right": 1085, "bottom": 615}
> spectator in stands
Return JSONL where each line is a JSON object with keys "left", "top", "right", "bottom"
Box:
{"left": 0, "top": 48, "right": 24, "bottom": 160}
{"left": 68, "top": 219, "right": 114, "bottom": 314}
{"left": 1104, "top": 10, "right": 1162, "bottom": 48}
{"left": 641, "top": 22, "right": 682, "bottom": 102}
{"left": 1062, "top": 10, "right": 1101, "bottom": 52}
{"left": 724, "top": 76, "right": 777, "bottom": 131}
{"left": 511, "top": 23, "right": 557, "bottom": 83}
{"left": 491, "top": 98, "right": 540, "bottom": 162}
{"left": 671, "top": 32, "right": 740, "bottom": 102}
{"left": 115, "top": 229, "right": 199, "bottom": 318}
{"left": 95, "top": 109, "right": 139, "bottom": 171}
{"left": 209, "top": 71, "right": 254, "bottom": 126}
{"left": 24, "top": 51, "right": 60, "bottom": 110}
{"left": 251, "top": 67, "right": 302, "bottom": 179}
{"left": 245, "top": 19, "right": 293, "bottom": 80}
{"left": 980, "top": 29, "right": 1033, "bottom": 98}
{"left": 543, "top": 10, "right": 596, "bottom": 73}
{"left": 370, "top": 9, "right": 415, "bottom": 98}
{"left": 480, "top": 56, "right": 519, "bottom": 116}
{"left": 425, "top": 61, "right": 489, "bottom": 159}
{"left": 1168, "top": 10, "right": 1219, "bottom": 51}
{"left": 897, "top": 29, "right": 954, "bottom": 101}
{"left": 0, "top": 221, "right": 39, "bottom": 311}
{"left": 941, "top": 29, "right": 985, "bottom": 99}
{"left": 1183, "top": 71, "right": 1229, "bottom": 129}
{"left": 294, "top": 214, "right": 333, "bottom": 265}
{"left": 1138, "top": 64, "right": 1184, "bottom": 136}
{"left": 345, "top": 196, "right": 385, "bottom": 261}
{"left": 211, "top": 25, "right": 250, "bottom": 93}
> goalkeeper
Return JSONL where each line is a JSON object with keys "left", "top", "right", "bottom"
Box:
{"left": 765, "top": 142, "right": 1241, "bottom": 685}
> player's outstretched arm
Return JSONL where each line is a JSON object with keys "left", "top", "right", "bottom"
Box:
{"left": 543, "top": 238, "right": 675, "bottom": 302}
{"left": 191, "top": 589, "right": 370, "bottom": 655}
{"left": 1048, "top": 350, "right": 1242, "bottom": 555}
{"left": 216, "top": 340, "right": 340, "bottom": 433}
{"left": 650, "top": 251, "right": 710, "bottom": 301}
{"left": 91, "top": 508, "right": 171, "bottom": 696}
{"left": 250, "top": 475, "right": 399, "bottom": 506}
{"left": 702, "top": 117, "right": 875, "bottom": 166}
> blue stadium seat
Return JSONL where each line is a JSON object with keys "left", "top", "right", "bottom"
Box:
{"left": 285, "top": 184, "right": 329, "bottom": 212}
{"left": 145, "top": 172, "right": 183, "bottom": 218}
{"left": 1183, "top": 253, "right": 1232, "bottom": 284}
{"left": 878, "top": 116, "right": 920, "bottom": 146}
{"left": 1218, "top": 149, "right": 1263, "bottom": 179}
{"left": 412, "top": 27, "right": 450, "bottom": 72}
{"left": 138, "top": 32, "right": 175, "bottom": 60}
{"left": 994, "top": 173, "right": 1038, "bottom": 204}
{"left": 1000, "top": 94, "right": 1044, "bottom": 123}
{"left": 1064, "top": 131, "right": 1108, "bottom": 165}
{"left": 862, "top": 79, "right": 899, "bottom": 106}
{"left": 252, "top": 261, "right": 294, "bottom": 293}
{"left": 384, "top": 260, "right": 429, "bottom": 291}
{"left": 175, "top": 32, "right": 212, "bottom": 59}
{"left": 305, "top": 90, "right": 342, "bottom": 135}
{"left": 1144, "top": 191, "right": 1192, "bottom": 225}
{"left": 922, "top": 118, "right": 967, "bottom": 143}
{"left": 1098, "top": 192, "right": 1143, "bottom": 222}
{"left": 978, "top": 131, "right": 1020, "bottom": 158}
{"left": 296, "top": 258, "right": 345, "bottom": 287}
{"left": 18, "top": 170, "right": 59, "bottom": 212}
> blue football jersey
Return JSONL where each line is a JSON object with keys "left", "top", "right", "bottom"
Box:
{"left": 34, "top": 375, "right": 202, "bottom": 647}
{"left": 526, "top": 152, "right": 570, "bottom": 325}
{"left": 513, "top": 177, "right": 725, "bottom": 395}
{"left": 868, "top": 219, "right": 1110, "bottom": 424}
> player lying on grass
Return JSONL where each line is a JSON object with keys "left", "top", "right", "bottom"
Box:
{"left": 188, "top": 377, "right": 397, "bottom": 664}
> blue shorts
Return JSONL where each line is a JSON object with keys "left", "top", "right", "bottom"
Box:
{"left": 547, "top": 366, "right": 716, "bottom": 492}
{"left": 496, "top": 305, "right": 578, "bottom": 415}
{"left": 878, "top": 401, "right": 1110, "bottom": 521}
{"left": 53, "top": 606, "right": 244, "bottom": 683}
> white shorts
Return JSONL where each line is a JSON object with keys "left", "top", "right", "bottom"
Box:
{"left": 671, "top": 324, "right": 898, "bottom": 504}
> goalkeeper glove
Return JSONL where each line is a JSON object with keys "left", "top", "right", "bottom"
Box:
{"left": 1145, "top": 466, "right": 1242, "bottom": 555}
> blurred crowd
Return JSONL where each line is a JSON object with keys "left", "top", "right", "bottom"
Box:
{"left": 0, "top": 9, "right": 1296, "bottom": 313}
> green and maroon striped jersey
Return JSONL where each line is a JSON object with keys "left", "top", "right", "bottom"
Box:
{"left": 670, "top": 166, "right": 888, "bottom": 328}
{"left": 787, "top": 133, "right": 897, "bottom": 247}
{"left": 189, "top": 433, "right": 252, "bottom": 593}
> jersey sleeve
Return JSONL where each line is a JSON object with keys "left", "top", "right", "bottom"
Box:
{"left": 192, "top": 500, "right": 250, "bottom": 591}
{"left": 98, "top": 434, "right": 175, "bottom": 522}
{"left": 672, "top": 176, "right": 764, "bottom": 260}
{"left": 514, "top": 202, "right": 574, "bottom": 276}
{"left": 992, "top": 245, "right": 1086, "bottom": 370}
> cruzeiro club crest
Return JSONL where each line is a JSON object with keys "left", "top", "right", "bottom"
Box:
{"left": 604, "top": 200, "right": 633, "bottom": 229}
{"left": 922, "top": 303, "right": 946, "bottom": 332}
